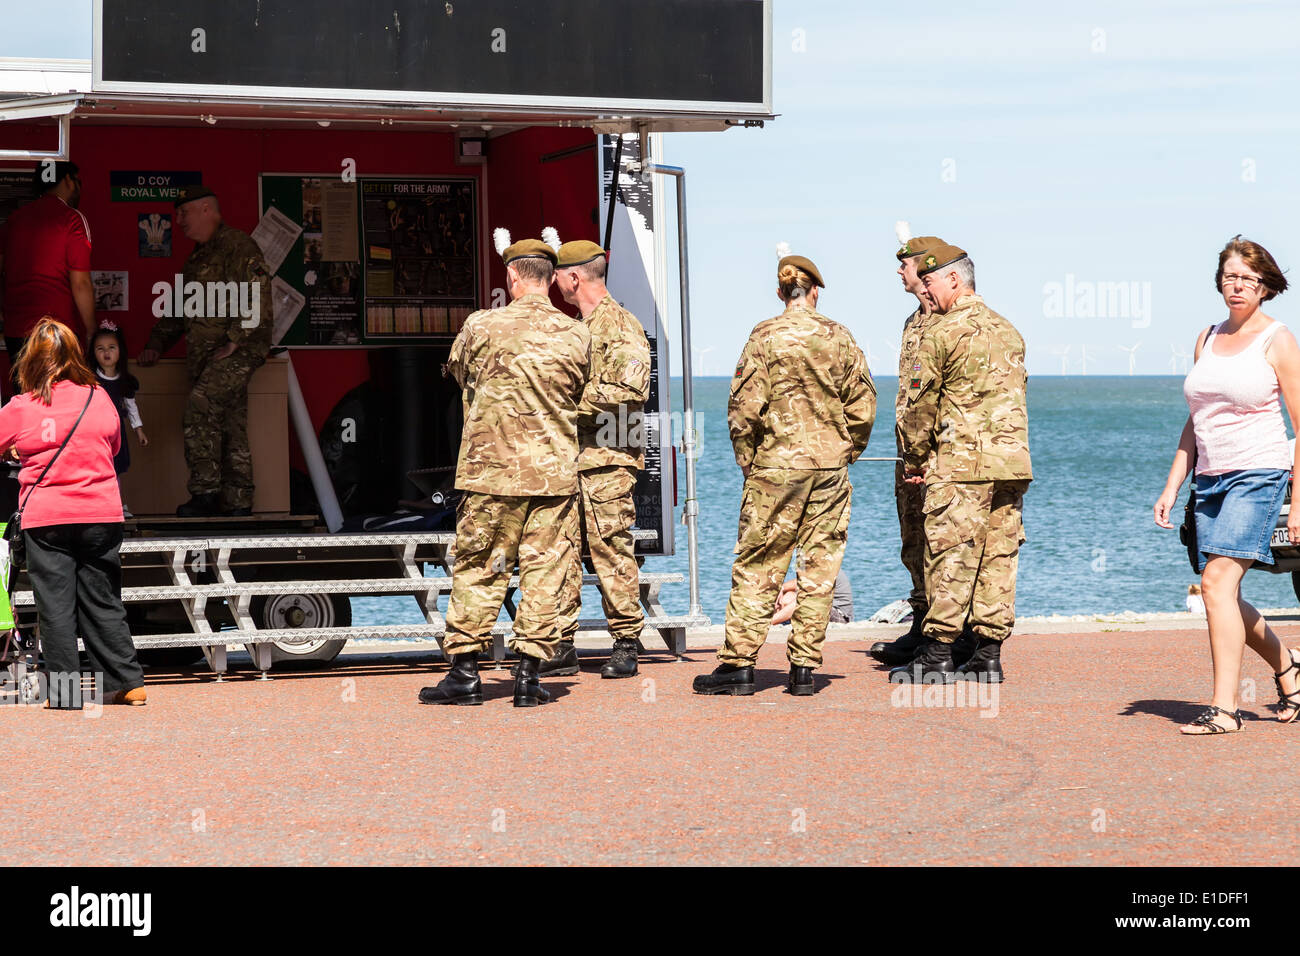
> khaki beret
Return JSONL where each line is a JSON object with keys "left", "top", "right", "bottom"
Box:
{"left": 556, "top": 240, "right": 607, "bottom": 269}
{"left": 915, "top": 242, "right": 969, "bottom": 277}
{"left": 502, "top": 238, "right": 558, "bottom": 266}
{"left": 174, "top": 184, "right": 216, "bottom": 208}
{"left": 778, "top": 254, "right": 825, "bottom": 289}
{"left": 896, "top": 235, "right": 945, "bottom": 261}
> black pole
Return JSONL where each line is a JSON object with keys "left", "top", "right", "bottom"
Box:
{"left": 602, "top": 134, "right": 624, "bottom": 278}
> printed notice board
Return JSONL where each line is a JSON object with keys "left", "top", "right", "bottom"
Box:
{"left": 260, "top": 175, "right": 478, "bottom": 346}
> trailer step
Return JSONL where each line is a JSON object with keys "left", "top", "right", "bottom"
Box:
{"left": 12, "top": 572, "right": 685, "bottom": 607}
{"left": 125, "top": 613, "right": 709, "bottom": 650}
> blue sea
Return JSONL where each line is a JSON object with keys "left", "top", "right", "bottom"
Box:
{"left": 355, "top": 376, "right": 1299, "bottom": 627}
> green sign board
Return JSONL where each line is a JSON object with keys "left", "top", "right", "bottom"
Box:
{"left": 109, "top": 170, "right": 202, "bottom": 202}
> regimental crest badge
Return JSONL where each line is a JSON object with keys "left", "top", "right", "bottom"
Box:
{"left": 910, "top": 378, "right": 921, "bottom": 390}
{"left": 924, "top": 255, "right": 936, "bottom": 269}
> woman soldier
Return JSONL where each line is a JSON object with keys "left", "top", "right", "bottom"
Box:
{"left": 694, "top": 247, "right": 876, "bottom": 696}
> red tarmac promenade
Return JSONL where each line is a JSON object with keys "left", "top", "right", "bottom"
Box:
{"left": 5, "top": 619, "right": 1299, "bottom": 866}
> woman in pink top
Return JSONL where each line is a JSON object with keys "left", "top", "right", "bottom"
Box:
{"left": 0, "top": 318, "right": 144, "bottom": 709}
{"left": 1154, "top": 238, "right": 1300, "bottom": 735}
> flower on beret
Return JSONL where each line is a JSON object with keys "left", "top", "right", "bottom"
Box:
{"left": 925, "top": 255, "right": 936, "bottom": 268}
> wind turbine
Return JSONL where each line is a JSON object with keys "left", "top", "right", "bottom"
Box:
{"left": 1047, "top": 344, "right": 1073, "bottom": 374}
{"left": 1079, "top": 345, "right": 1090, "bottom": 376}
{"left": 864, "top": 341, "right": 879, "bottom": 374}
{"left": 1169, "top": 343, "right": 1190, "bottom": 374}
{"left": 692, "top": 346, "right": 714, "bottom": 377}
{"left": 1118, "top": 342, "right": 1142, "bottom": 376}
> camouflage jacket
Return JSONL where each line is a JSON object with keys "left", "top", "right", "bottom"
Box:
{"left": 577, "top": 294, "right": 651, "bottom": 472}
{"left": 896, "top": 304, "right": 939, "bottom": 455}
{"left": 447, "top": 292, "right": 591, "bottom": 496}
{"left": 729, "top": 303, "right": 876, "bottom": 470}
{"left": 897, "top": 294, "right": 1033, "bottom": 482}
{"left": 145, "top": 223, "right": 273, "bottom": 375}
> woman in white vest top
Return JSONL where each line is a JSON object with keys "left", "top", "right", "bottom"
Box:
{"left": 1154, "top": 237, "right": 1300, "bottom": 734}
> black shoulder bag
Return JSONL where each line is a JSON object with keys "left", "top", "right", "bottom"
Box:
{"left": 4, "top": 385, "right": 97, "bottom": 570}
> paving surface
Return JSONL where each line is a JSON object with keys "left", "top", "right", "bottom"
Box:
{"left": 5, "top": 623, "right": 1300, "bottom": 866}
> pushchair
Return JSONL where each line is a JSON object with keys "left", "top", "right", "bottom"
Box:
{"left": 0, "top": 523, "right": 39, "bottom": 705}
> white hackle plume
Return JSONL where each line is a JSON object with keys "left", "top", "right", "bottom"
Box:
{"left": 541, "top": 226, "right": 561, "bottom": 251}
{"left": 493, "top": 228, "right": 512, "bottom": 256}
{"left": 895, "top": 221, "right": 912, "bottom": 245}
{"left": 775, "top": 241, "right": 791, "bottom": 260}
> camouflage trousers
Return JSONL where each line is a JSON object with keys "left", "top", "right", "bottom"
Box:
{"left": 720, "top": 466, "right": 852, "bottom": 669}
{"left": 922, "top": 480, "right": 1029, "bottom": 643}
{"left": 558, "top": 465, "right": 644, "bottom": 644}
{"left": 444, "top": 491, "right": 579, "bottom": 661}
{"left": 895, "top": 464, "right": 927, "bottom": 619}
{"left": 183, "top": 351, "right": 262, "bottom": 509}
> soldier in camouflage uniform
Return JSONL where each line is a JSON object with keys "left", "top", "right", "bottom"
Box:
{"left": 544, "top": 239, "right": 652, "bottom": 679}
{"left": 871, "top": 225, "right": 950, "bottom": 665}
{"left": 419, "top": 232, "right": 591, "bottom": 708}
{"left": 694, "top": 251, "right": 876, "bottom": 697}
{"left": 138, "top": 186, "right": 272, "bottom": 517}
{"left": 893, "top": 242, "right": 1032, "bottom": 684}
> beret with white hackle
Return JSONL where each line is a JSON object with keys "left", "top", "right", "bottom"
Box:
{"left": 775, "top": 241, "right": 825, "bottom": 288}
{"left": 894, "top": 221, "right": 946, "bottom": 261}
{"left": 493, "top": 227, "right": 557, "bottom": 266}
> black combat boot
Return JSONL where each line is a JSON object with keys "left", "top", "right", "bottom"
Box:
{"left": 692, "top": 663, "right": 756, "bottom": 696}
{"left": 223, "top": 504, "right": 253, "bottom": 517}
{"left": 513, "top": 654, "right": 552, "bottom": 707}
{"left": 600, "top": 637, "right": 639, "bottom": 679}
{"left": 888, "top": 637, "right": 956, "bottom": 684}
{"left": 510, "top": 640, "right": 579, "bottom": 678}
{"left": 955, "top": 638, "right": 1005, "bottom": 683}
{"left": 788, "top": 665, "right": 815, "bottom": 696}
{"left": 951, "top": 625, "right": 979, "bottom": 668}
{"left": 869, "top": 614, "right": 925, "bottom": 665}
{"left": 176, "top": 493, "right": 222, "bottom": 517}
{"left": 418, "top": 653, "right": 483, "bottom": 705}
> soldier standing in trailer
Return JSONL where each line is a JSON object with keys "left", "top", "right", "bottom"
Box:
{"left": 419, "top": 229, "right": 590, "bottom": 708}
{"left": 694, "top": 247, "right": 876, "bottom": 697}
{"left": 543, "top": 238, "right": 652, "bottom": 679}
{"left": 138, "top": 185, "right": 272, "bottom": 517}
{"left": 893, "top": 242, "right": 1032, "bottom": 684}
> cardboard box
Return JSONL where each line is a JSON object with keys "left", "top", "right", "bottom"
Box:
{"left": 118, "top": 357, "right": 290, "bottom": 515}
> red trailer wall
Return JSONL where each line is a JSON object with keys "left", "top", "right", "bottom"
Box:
{"left": 1, "top": 120, "right": 597, "bottom": 476}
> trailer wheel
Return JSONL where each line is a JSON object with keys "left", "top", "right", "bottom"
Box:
{"left": 246, "top": 594, "right": 350, "bottom": 667}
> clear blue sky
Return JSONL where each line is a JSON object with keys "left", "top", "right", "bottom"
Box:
{"left": 6, "top": 0, "right": 1298, "bottom": 375}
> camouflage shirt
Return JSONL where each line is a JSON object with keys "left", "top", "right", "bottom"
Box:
{"left": 729, "top": 303, "right": 877, "bottom": 470}
{"left": 145, "top": 222, "right": 273, "bottom": 376}
{"left": 447, "top": 292, "right": 592, "bottom": 496}
{"left": 577, "top": 294, "right": 651, "bottom": 472}
{"left": 898, "top": 293, "right": 1033, "bottom": 482}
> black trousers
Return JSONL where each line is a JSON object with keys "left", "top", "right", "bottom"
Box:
{"left": 25, "top": 522, "right": 143, "bottom": 707}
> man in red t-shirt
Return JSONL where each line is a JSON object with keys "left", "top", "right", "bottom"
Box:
{"left": 0, "top": 161, "right": 95, "bottom": 367}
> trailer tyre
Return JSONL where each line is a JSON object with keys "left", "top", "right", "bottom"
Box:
{"left": 246, "top": 594, "right": 350, "bottom": 667}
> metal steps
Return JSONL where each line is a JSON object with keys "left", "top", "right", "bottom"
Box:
{"left": 11, "top": 527, "right": 705, "bottom": 678}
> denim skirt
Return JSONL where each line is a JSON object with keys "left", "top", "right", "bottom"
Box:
{"left": 1193, "top": 468, "right": 1291, "bottom": 573}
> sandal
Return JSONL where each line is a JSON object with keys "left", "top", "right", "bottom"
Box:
{"left": 1180, "top": 705, "right": 1244, "bottom": 735}
{"left": 1274, "top": 648, "right": 1300, "bottom": 724}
